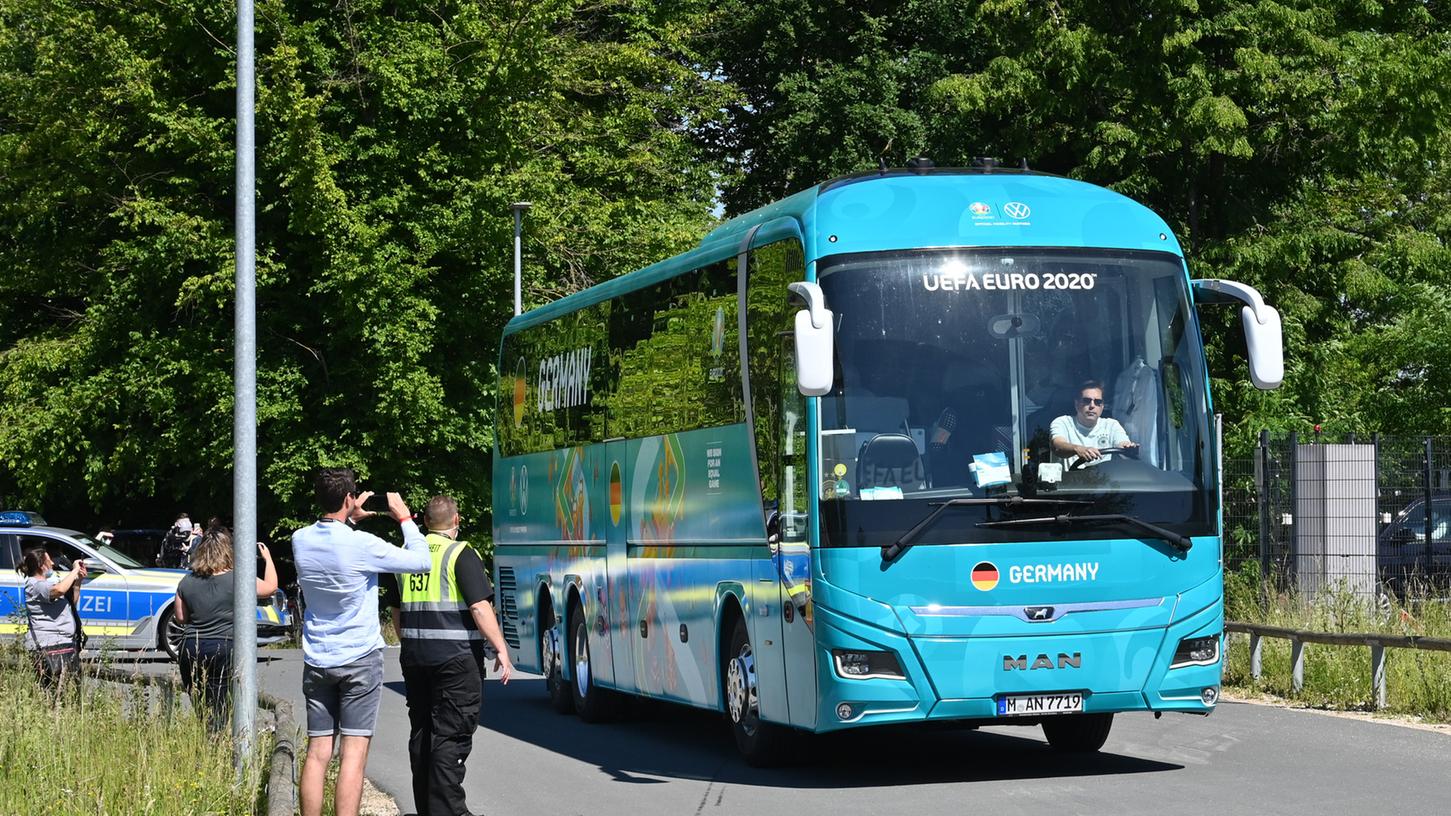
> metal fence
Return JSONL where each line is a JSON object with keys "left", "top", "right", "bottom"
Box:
{"left": 1225, "top": 433, "right": 1451, "bottom": 600}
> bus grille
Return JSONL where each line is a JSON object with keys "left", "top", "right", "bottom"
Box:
{"left": 496, "top": 566, "right": 521, "bottom": 649}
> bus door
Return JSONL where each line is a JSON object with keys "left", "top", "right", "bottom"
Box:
{"left": 773, "top": 337, "right": 817, "bottom": 729}
{"left": 603, "top": 437, "right": 635, "bottom": 693}
{"left": 745, "top": 235, "right": 817, "bottom": 729}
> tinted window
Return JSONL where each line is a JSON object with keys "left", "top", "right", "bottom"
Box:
{"left": 606, "top": 261, "right": 742, "bottom": 439}
{"left": 745, "top": 240, "right": 806, "bottom": 503}
{"left": 497, "top": 259, "right": 744, "bottom": 456}
{"left": 18, "top": 535, "right": 91, "bottom": 571}
{"left": 499, "top": 301, "right": 611, "bottom": 456}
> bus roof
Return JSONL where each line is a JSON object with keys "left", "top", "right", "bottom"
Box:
{"left": 503, "top": 168, "right": 1181, "bottom": 335}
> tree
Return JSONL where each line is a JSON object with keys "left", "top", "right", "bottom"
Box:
{"left": 0, "top": 0, "right": 731, "bottom": 531}
{"left": 704, "top": 0, "right": 1451, "bottom": 444}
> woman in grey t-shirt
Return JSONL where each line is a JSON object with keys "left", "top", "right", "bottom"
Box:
{"left": 172, "top": 527, "right": 278, "bottom": 731}
{"left": 18, "top": 547, "right": 87, "bottom": 693}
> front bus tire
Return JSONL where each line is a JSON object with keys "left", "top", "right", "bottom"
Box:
{"left": 1042, "top": 712, "right": 1114, "bottom": 752}
{"left": 725, "top": 616, "right": 791, "bottom": 766}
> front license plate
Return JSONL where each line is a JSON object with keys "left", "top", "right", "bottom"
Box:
{"left": 997, "top": 693, "right": 1084, "bottom": 717}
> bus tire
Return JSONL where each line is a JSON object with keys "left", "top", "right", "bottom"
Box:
{"left": 725, "top": 616, "right": 790, "bottom": 766}
{"left": 568, "top": 602, "right": 616, "bottom": 722}
{"left": 541, "top": 602, "right": 573, "bottom": 714}
{"left": 1041, "top": 713, "right": 1113, "bottom": 753}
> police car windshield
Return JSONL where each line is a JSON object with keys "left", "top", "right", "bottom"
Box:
{"left": 815, "top": 247, "right": 1215, "bottom": 548}
{"left": 70, "top": 534, "right": 144, "bottom": 569}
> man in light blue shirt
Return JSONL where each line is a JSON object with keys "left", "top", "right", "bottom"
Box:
{"left": 292, "top": 467, "right": 430, "bottom": 816}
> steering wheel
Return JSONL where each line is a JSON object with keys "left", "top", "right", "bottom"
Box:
{"left": 1069, "top": 446, "right": 1141, "bottom": 471}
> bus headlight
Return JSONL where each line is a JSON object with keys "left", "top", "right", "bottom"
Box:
{"left": 832, "top": 649, "right": 904, "bottom": 680}
{"left": 1171, "top": 635, "right": 1220, "bottom": 668}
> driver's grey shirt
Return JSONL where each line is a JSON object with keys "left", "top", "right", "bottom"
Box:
{"left": 1050, "top": 415, "right": 1131, "bottom": 462}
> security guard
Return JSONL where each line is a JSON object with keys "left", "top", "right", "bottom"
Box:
{"left": 386, "top": 495, "right": 513, "bottom": 816}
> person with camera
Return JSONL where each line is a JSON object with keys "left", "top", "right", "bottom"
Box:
{"left": 171, "top": 525, "right": 278, "bottom": 732}
{"left": 382, "top": 495, "right": 514, "bottom": 816}
{"left": 292, "top": 468, "right": 431, "bottom": 816}
{"left": 160, "top": 513, "right": 192, "bottom": 568}
{"left": 17, "top": 547, "right": 87, "bottom": 695}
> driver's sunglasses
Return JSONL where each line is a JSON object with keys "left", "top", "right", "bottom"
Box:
{"left": 1077, "top": 397, "right": 1105, "bottom": 407}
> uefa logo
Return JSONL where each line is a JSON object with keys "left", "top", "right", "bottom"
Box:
{"left": 969, "top": 201, "right": 991, "bottom": 216}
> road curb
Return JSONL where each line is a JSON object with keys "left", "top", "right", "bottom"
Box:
{"left": 259, "top": 692, "right": 299, "bottom": 816}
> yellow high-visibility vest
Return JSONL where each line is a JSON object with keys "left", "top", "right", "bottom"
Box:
{"left": 398, "top": 533, "right": 480, "bottom": 642}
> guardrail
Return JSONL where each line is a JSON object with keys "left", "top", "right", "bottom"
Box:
{"left": 1226, "top": 620, "right": 1451, "bottom": 709}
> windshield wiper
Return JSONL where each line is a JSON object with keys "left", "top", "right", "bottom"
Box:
{"left": 881, "top": 497, "right": 1091, "bottom": 562}
{"left": 976, "top": 513, "right": 1193, "bottom": 552}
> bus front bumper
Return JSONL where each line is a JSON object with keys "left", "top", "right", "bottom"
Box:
{"left": 812, "top": 600, "right": 1222, "bottom": 732}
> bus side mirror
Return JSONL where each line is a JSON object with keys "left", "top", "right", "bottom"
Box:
{"left": 1240, "top": 303, "right": 1283, "bottom": 390}
{"left": 1191, "top": 278, "right": 1284, "bottom": 390}
{"left": 788, "top": 281, "right": 834, "bottom": 396}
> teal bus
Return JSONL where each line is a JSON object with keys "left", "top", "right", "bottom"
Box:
{"left": 492, "top": 160, "right": 1283, "bottom": 763}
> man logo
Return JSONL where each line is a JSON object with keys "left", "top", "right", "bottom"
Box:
{"left": 1025, "top": 606, "right": 1054, "bottom": 621}
{"left": 1003, "top": 201, "right": 1031, "bottom": 219}
{"left": 1003, "top": 652, "right": 1082, "bottom": 671}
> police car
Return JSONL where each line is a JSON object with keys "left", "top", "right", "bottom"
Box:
{"left": 0, "top": 511, "right": 291, "bottom": 660}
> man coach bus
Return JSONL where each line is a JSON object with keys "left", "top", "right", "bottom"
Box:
{"left": 492, "top": 159, "right": 1283, "bottom": 764}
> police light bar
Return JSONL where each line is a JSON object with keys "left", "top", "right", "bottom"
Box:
{"left": 0, "top": 510, "right": 35, "bottom": 527}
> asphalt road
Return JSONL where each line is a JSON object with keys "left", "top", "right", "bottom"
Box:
{"left": 120, "top": 648, "right": 1450, "bottom": 816}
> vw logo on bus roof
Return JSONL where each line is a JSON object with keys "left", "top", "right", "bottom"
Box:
{"left": 1003, "top": 201, "right": 1031, "bottom": 220}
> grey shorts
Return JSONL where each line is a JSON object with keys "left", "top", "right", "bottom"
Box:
{"left": 302, "top": 649, "right": 385, "bottom": 737}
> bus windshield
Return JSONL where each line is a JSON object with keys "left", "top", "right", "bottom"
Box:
{"left": 816, "top": 248, "right": 1214, "bottom": 547}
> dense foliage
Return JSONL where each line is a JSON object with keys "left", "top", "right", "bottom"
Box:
{"left": 0, "top": 0, "right": 727, "bottom": 530}
{"left": 704, "top": 0, "right": 1451, "bottom": 447}
{"left": 2, "top": 0, "right": 1449, "bottom": 530}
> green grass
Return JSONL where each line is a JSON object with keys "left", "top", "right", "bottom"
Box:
{"left": 0, "top": 646, "right": 269, "bottom": 815}
{"left": 1223, "top": 563, "right": 1451, "bottom": 720}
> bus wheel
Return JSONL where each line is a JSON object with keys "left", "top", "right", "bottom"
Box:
{"left": 569, "top": 602, "right": 615, "bottom": 722}
{"left": 725, "top": 617, "right": 789, "bottom": 765}
{"left": 542, "top": 606, "right": 573, "bottom": 714}
{"left": 1042, "top": 713, "right": 1114, "bottom": 752}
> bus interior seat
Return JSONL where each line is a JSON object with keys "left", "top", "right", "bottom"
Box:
{"left": 856, "top": 433, "right": 925, "bottom": 493}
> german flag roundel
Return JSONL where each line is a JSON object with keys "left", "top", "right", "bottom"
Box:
{"left": 609, "top": 461, "right": 623, "bottom": 526}
{"left": 971, "top": 561, "right": 999, "bottom": 591}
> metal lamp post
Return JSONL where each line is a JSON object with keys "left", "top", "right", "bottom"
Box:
{"left": 511, "top": 202, "right": 531, "bottom": 316}
{"left": 232, "top": 0, "right": 259, "bottom": 772}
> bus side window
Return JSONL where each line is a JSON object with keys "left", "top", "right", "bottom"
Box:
{"left": 779, "top": 335, "right": 808, "bottom": 543}
{"left": 745, "top": 238, "right": 806, "bottom": 508}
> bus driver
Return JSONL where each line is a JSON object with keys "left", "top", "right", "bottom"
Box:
{"left": 1050, "top": 379, "right": 1138, "bottom": 466}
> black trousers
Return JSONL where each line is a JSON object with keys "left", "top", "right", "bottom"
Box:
{"left": 403, "top": 654, "right": 482, "bottom": 816}
{"left": 179, "top": 637, "right": 233, "bottom": 733}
